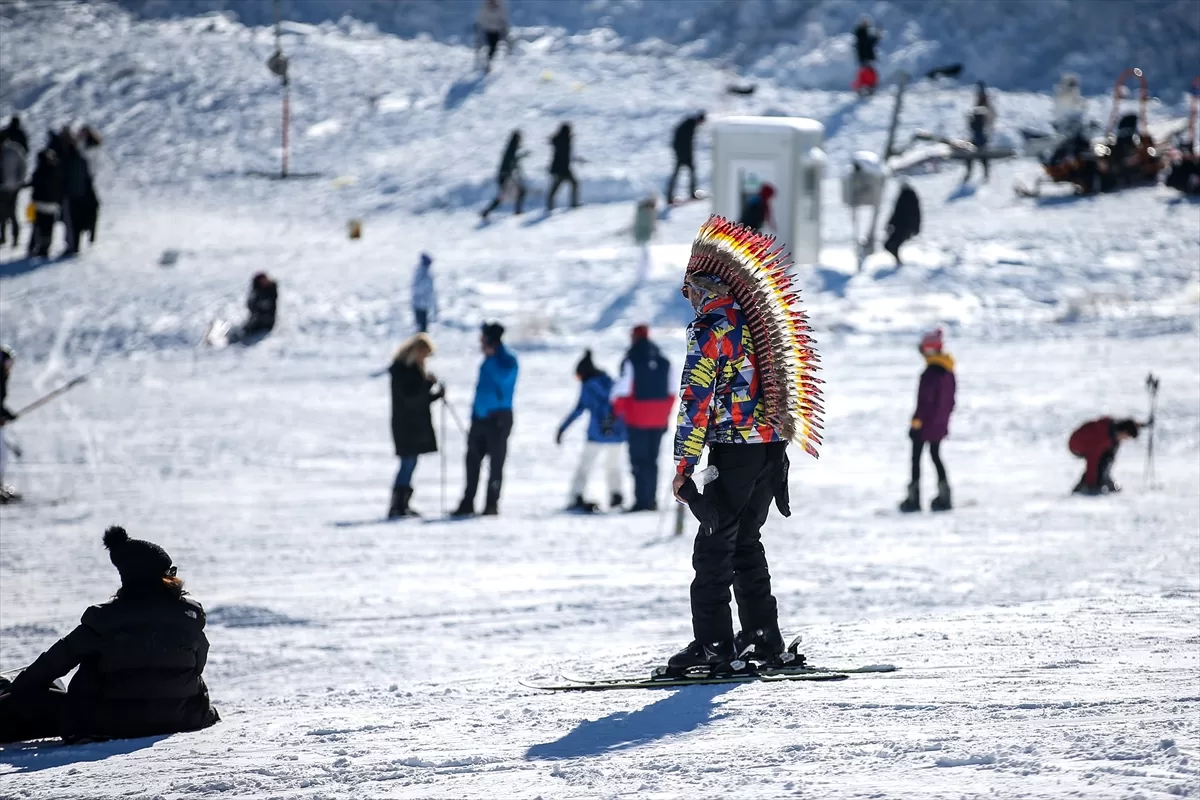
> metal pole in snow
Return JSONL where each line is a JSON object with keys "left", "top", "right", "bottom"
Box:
{"left": 859, "top": 72, "right": 908, "bottom": 272}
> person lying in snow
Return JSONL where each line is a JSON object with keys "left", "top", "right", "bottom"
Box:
{"left": 0, "top": 526, "right": 219, "bottom": 743}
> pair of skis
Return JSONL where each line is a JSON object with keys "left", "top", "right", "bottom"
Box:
{"left": 521, "top": 639, "right": 898, "bottom": 691}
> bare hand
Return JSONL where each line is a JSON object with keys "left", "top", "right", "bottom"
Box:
{"left": 672, "top": 474, "right": 687, "bottom": 503}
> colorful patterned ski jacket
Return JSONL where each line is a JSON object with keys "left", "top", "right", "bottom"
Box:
{"left": 673, "top": 292, "right": 782, "bottom": 476}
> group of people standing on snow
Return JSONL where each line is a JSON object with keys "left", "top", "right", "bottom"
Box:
{"left": 480, "top": 122, "right": 579, "bottom": 221}
{"left": 0, "top": 115, "right": 101, "bottom": 259}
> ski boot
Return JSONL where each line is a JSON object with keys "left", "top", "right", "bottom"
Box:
{"left": 450, "top": 498, "right": 475, "bottom": 518}
{"left": 655, "top": 639, "right": 745, "bottom": 679}
{"left": 387, "top": 487, "right": 406, "bottom": 520}
{"left": 610, "top": 492, "right": 623, "bottom": 511}
{"left": 734, "top": 626, "right": 800, "bottom": 668}
{"left": 481, "top": 503, "right": 499, "bottom": 517}
{"left": 566, "top": 495, "right": 599, "bottom": 514}
{"left": 899, "top": 482, "right": 921, "bottom": 513}
{"left": 930, "top": 480, "right": 952, "bottom": 512}
{"left": 401, "top": 488, "right": 421, "bottom": 518}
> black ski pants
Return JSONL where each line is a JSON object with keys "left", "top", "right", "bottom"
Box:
{"left": 0, "top": 189, "right": 18, "bottom": 246}
{"left": 29, "top": 210, "right": 55, "bottom": 258}
{"left": 665, "top": 154, "right": 696, "bottom": 201}
{"left": 627, "top": 427, "right": 665, "bottom": 510}
{"left": 690, "top": 441, "right": 787, "bottom": 644}
{"left": 546, "top": 170, "right": 578, "bottom": 211}
{"left": 911, "top": 437, "right": 947, "bottom": 484}
{"left": 482, "top": 174, "right": 525, "bottom": 217}
{"left": 462, "top": 410, "right": 513, "bottom": 511}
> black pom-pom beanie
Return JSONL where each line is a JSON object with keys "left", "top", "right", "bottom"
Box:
{"left": 103, "top": 526, "right": 173, "bottom": 585}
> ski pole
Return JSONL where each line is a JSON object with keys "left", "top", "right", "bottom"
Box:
{"left": 441, "top": 396, "right": 468, "bottom": 436}
{"left": 1144, "top": 373, "right": 1159, "bottom": 486}
{"left": 440, "top": 398, "right": 447, "bottom": 517}
{"left": 12, "top": 375, "right": 88, "bottom": 418}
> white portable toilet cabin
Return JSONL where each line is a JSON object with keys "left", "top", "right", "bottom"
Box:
{"left": 710, "top": 116, "right": 826, "bottom": 267}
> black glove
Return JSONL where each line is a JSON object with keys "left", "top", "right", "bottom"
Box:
{"left": 908, "top": 426, "right": 920, "bottom": 442}
{"left": 679, "top": 477, "right": 720, "bottom": 537}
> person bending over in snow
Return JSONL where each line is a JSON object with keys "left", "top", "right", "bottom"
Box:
{"left": 900, "top": 328, "right": 956, "bottom": 512}
{"left": 410, "top": 252, "right": 437, "bottom": 333}
{"left": 0, "top": 346, "right": 18, "bottom": 504}
{"left": 388, "top": 333, "right": 443, "bottom": 519}
{"left": 0, "top": 526, "right": 219, "bottom": 743}
{"left": 481, "top": 130, "right": 527, "bottom": 220}
{"left": 557, "top": 350, "right": 626, "bottom": 512}
{"left": 229, "top": 272, "right": 277, "bottom": 344}
{"left": 884, "top": 181, "right": 920, "bottom": 265}
{"left": 1069, "top": 417, "right": 1142, "bottom": 495}
{"left": 453, "top": 322, "right": 519, "bottom": 517}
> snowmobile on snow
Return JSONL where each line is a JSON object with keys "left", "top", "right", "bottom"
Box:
{"left": 1164, "top": 76, "right": 1200, "bottom": 196}
{"left": 1015, "top": 67, "right": 1167, "bottom": 198}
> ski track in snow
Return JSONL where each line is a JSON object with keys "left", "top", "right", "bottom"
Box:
{"left": 0, "top": 5, "right": 1198, "bottom": 799}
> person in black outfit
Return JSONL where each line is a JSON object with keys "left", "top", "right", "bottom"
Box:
{"left": 666, "top": 112, "right": 705, "bottom": 203}
{"left": 27, "top": 143, "right": 62, "bottom": 259}
{"left": 854, "top": 16, "right": 880, "bottom": 68}
{"left": 0, "top": 116, "right": 29, "bottom": 154}
{"left": 388, "top": 333, "right": 443, "bottom": 519}
{"left": 60, "top": 131, "right": 98, "bottom": 255}
{"left": 0, "top": 526, "right": 219, "bottom": 743}
{"left": 884, "top": 182, "right": 920, "bottom": 265}
{"left": 229, "top": 272, "right": 277, "bottom": 343}
{"left": 481, "top": 130, "right": 526, "bottom": 220}
{"left": 546, "top": 123, "right": 578, "bottom": 212}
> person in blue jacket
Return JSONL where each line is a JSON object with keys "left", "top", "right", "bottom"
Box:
{"left": 557, "top": 350, "right": 626, "bottom": 512}
{"left": 453, "top": 322, "right": 519, "bottom": 516}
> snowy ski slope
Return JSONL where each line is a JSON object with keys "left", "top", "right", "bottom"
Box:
{"left": 0, "top": 3, "right": 1198, "bottom": 799}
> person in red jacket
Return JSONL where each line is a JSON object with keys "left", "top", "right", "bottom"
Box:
{"left": 610, "top": 325, "right": 675, "bottom": 511}
{"left": 1069, "top": 417, "right": 1141, "bottom": 494}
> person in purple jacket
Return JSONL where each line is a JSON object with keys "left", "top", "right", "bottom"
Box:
{"left": 900, "top": 328, "right": 956, "bottom": 512}
{"left": 556, "top": 350, "right": 626, "bottom": 512}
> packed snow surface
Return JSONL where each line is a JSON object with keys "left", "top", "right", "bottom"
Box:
{"left": 1, "top": 4, "right": 1198, "bottom": 799}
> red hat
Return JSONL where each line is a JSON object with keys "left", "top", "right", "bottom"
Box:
{"left": 631, "top": 324, "right": 650, "bottom": 341}
{"left": 919, "top": 328, "right": 944, "bottom": 353}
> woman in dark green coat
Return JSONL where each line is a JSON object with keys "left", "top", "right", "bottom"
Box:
{"left": 389, "top": 333, "right": 442, "bottom": 518}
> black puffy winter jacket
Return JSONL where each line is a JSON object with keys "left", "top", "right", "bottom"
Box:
{"left": 10, "top": 587, "right": 219, "bottom": 739}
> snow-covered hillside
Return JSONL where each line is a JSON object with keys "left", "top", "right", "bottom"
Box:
{"left": 106, "top": 0, "right": 1200, "bottom": 99}
{"left": 0, "top": 3, "right": 1198, "bottom": 799}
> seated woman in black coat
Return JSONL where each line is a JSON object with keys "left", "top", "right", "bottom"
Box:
{"left": 0, "top": 527, "right": 219, "bottom": 743}
{"left": 389, "top": 332, "right": 443, "bottom": 519}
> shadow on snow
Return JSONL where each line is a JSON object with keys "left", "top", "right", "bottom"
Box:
{"left": 0, "top": 734, "right": 168, "bottom": 774}
{"left": 524, "top": 683, "right": 736, "bottom": 760}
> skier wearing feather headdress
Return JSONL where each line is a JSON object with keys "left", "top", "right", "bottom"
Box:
{"left": 666, "top": 216, "right": 823, "bottom": 675}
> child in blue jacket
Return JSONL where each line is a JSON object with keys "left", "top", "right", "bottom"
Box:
{"left": 557, "top": 350, "right": 626, "bottom": 512}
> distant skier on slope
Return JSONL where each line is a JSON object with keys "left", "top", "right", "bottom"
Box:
{"left": 475, "top": 0, "right": 508, "bottom": 74}
{"left": 27, "top": 139, "right": 62, "bottom": 259}
{"left": 410, "top": 252, "right": 437, "bottom": 333}
{"left": 1068, "top": 417, "right": 1143, "bottom": 495}
{"left": 0, "top": 136, "right": 26, "bottom": 249}
{"left": 481, "top": 130, "right": 527, "bottom": 220}
{"left": 452, "top": 322, "right": 518, "bottom": 517}
{"left": 546, "top": 122, "right": 579, "bottom": 212}
{"left": 0, "top": 346, "right": 19, "bottom": 504}
{"left": 666, "top": 216, "right": 823, "bottom": 675}
{"left": 0, "top": 526, "right": 220, "bottom": 743}
{"left": 611, "top": 325, "right": 675, "bottom": 512}
{"left": 0, "top": 116, "right": 28, "bottom": 154}
{"left": 853, "top": 15, "right": 880, "bottom": 69}
{"left": 388, "top": 333, "right": 443, "bottom": 519}
{"left": 557, "top": 350, "right": 625, "bottom": 512}
{"left": 899, "top": 328, "right": 956, "bottom": 512}
{"left": 666, "top": 112, "right": 705, "bottom": 203}
{"left": 884, "top": 181, "right": 920, "bottom": 265}
{"left": 964, "top": 82, "right": 996, "bottom": 183}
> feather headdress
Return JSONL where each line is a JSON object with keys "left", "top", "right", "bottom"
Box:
{"left": 683, "top": 215, "right": 824, "bottom": 458}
